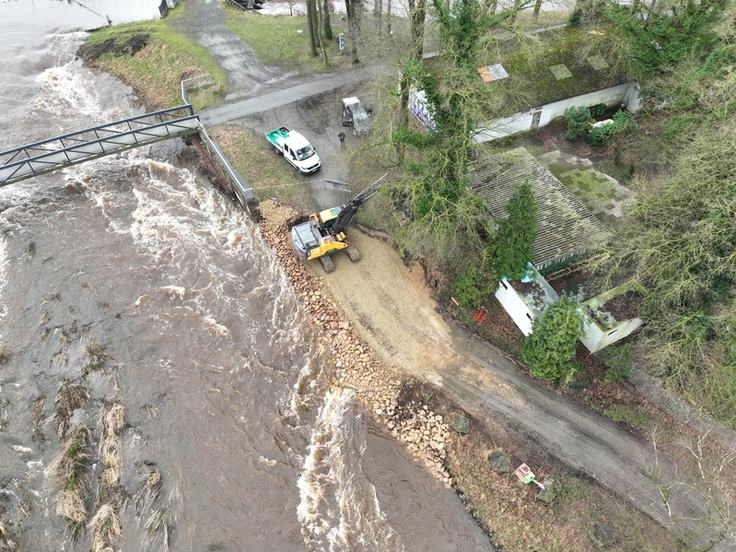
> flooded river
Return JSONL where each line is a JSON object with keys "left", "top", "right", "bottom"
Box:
{"left": 0, "top": 1, "right": 494, "bottom": 550}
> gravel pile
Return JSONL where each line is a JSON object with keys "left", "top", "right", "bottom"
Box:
{"left": 256, "top": 199, "right": 452, "bottom": 484}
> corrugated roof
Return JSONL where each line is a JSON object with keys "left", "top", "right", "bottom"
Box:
{"left": 467, "top": 147, "right": 612, "bottom": 268}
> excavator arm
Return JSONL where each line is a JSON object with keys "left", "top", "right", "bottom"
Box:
{"left": 330, "top": 173, "right": 388, "bottom": 235}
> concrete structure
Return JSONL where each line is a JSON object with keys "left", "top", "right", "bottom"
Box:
{"left": 494, "top": 265, "right": 644, "bottom": 353}
{"left": 473, "top": 81, "right": 640, "bottom": 142}
{"left": 495, "top": 270, "right": 559, "bottom": 336}
{"left": 579, "top": 281, "right": 644, "bottom": 353}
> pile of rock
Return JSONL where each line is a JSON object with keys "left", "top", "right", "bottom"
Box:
{"left": 255, "top": 200, "right": 453, "bottom": 485}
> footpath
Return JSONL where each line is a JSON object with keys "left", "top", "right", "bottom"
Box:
{"left": 180, "top": 1, "right": 731, "bottom": 549}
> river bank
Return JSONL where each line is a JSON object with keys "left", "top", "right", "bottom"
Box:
{"left": 254, "top": 200, "right": 680, "bottom": 552}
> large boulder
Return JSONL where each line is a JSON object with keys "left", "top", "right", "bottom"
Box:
{"left": 488, "top": 449, "right": 511, "bottom": 473}
{"left": 449, "top": 412, "right": 470, "bottom": 434}
{"left": 537, "top": 475, "right": 562, "bottom": 504}
{"left": 588, "top": 522, "right": 619, "bottom": 548}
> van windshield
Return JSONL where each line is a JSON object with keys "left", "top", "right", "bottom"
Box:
{"left": 296, "top": 146, "right": 315, "bottom": 161}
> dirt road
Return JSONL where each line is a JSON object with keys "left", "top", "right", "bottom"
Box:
{"left": 311, "top": 229, "right": 721, "bottom": 549}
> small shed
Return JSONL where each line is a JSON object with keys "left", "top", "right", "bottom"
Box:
{"left": 494, "top": 266, "right": 644, "bottom": 352}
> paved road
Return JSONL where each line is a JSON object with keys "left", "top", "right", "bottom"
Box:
{"left": 201, "top": 69, "right": 370, "bottom": 125}
{"left": 179, "top": 2, "right": 733, "bottom": 549}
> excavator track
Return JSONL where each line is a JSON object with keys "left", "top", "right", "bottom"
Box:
{"left": 320, "top": 255, "right": 335, "bottom": 273}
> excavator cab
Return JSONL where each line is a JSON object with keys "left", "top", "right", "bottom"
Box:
{"left": 290, "top": 173, "right": 388, "bottom": 271}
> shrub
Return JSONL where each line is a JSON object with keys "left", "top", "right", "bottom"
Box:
{"left": 588, "top": 122, "right": 614, "bottom": 147}
{"left": 588, "top": 109, "right": 635, "bottom": 147}
{"left": 452, "top": 266, "right": 484, "bottom": 308}
{"left": 563, "top": 106, "right": 592, "bottom": 140}
{"left": 521, "top": 296, "right": 583, "bottom": 382}
{"left": 589, "top": 103, "right": 607, "bottom": 118}
{"left": 599, "top": 342, "right": 634, "bottom": 383}
{"left": 612, "top": 109, "right": 634, "bottom": 133}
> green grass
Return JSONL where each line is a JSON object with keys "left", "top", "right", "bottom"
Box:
{"left": 224, "top": 8, "right": 353, "bottom": 73}
{"left": 84, "top": 18, "right": 227, "bottom": 110}
{"left": 605, "top": 404, "right": 652, "bottom": 430}
{"left": 208, "top": 125, "right": 314, "bottom": 209}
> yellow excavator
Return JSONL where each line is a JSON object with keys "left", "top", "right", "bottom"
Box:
{"left": 290, "top": 173, "right": 388, "bottom": 272}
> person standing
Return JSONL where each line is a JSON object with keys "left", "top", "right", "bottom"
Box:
{"left": 338, "top": 131, "right": 346, "bottom": 149}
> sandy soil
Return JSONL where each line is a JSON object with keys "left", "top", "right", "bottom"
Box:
{"left": 307, "top": 229, "right": 456, "bottom": 379}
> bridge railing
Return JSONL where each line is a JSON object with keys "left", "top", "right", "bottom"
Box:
{"left": 0, "top": 106, "right": 197, "bottom": 186}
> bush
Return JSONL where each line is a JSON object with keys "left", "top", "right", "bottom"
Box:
{"left": 589, "top": 103, "right": 607, "bottom": 118}
{"left": 599, "top": 342, "right": 634, "bottom": 383}
{"left": 521, "top": 296, "right": 583, "bottom": 382}
{"left": 452, "top": 266, "right": 484, "bottom": 308}
{"left": 588, "top": 122, "right": 614, "bottom": 147}
{"left": 563, "top": 106, "right": 592, "bottom": 140}
{"left": 612, "top": 109, "right": 634, "bottom": 132}
{"left": 587, "top": 109, "right": 635, "bottom": 147}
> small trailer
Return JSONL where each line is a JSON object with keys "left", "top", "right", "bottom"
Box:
{"left": 265, "top": 126, "right": 321, "bottom": 175}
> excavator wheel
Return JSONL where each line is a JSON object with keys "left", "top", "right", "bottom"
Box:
{"left": 346, "top": 247, "right": 361, "bottom": 262}
{"left": 320, "top": 255, "right": 335, "bottom": 273}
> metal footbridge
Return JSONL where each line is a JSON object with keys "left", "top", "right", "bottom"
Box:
{"left": 0, "top": 106, "right": 198, "bottom": 186}
{"left": 0, "top": 104, "right": 256, "bottom": 209}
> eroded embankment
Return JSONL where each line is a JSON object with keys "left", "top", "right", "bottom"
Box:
{"left": 256, "top": 200, "right": 456, "bottom": 485}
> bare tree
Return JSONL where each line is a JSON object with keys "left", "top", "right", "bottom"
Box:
{"left": 387, "top": 0, "right": 392, "bottom": 35}
{"left": 374, "top": 0, "right": 383, "bottom": 35}
{"left": 533, "top": 0, "right": 543, "bottom": 18}
{"left": 306, "top": 0, "right": 318, "bottom": 56}
{"left": 316, "top": 0, "right": 329, "bottom": 66}
{"left": 344, "top": 0, "right": 362, "bottom": 63}
{"left": 322, "top": 0, "right": 333, "bottom": 40}
{"left": 398, "top": 0, "right": 428, "bottom": 129}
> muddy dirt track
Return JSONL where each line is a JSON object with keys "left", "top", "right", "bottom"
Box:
{"left": 184, "top": 0, "right": 728, "bottom": 548}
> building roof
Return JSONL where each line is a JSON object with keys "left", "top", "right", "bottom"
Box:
{"left": 480, "top": 26, "right": 632, "bottom": 116}
{"left": 467, "top": 147, "right": 612, "bottom": 269}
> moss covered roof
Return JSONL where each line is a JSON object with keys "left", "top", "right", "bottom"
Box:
{"left": 427, "top": 25, "right": 633, "bottom": 117}
{"left": 467, "top": 146, "right": 612, "bottom": 268}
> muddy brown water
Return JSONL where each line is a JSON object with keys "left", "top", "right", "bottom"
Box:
{"left": 0, "top": 2, "right": 495, "bottom": 550}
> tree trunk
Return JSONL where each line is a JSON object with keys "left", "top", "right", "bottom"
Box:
{"left": 374, "top": 0, "right": 382, "bottom": 34}
{"left": 344, "top": 0, "right": 361, "bottom": 64}
{"left": 387, "top": 0, "right": 392, "bottom": 35}
{"left": 533, "top": 0, "right": 543, "bottom": 17}
{"left": 316, "top": 0, "right": 329, "bottom": 66}
{"left": 322, "top": 0, "right": 333, "bottom": 40}
{"left": 306, "top": 0, "right": 318, "bottom": 56}
{"left": 409, "top": 0, "right": 426, "bottom": 60}
{"left": 396, "top": 0, "right": 426, "bottom": 161}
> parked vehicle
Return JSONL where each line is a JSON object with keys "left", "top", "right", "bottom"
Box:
{"left": 291, "top": 173, "right": 388, "bottom": 272}
{"left": 265, "top": 126, "right": 321, "bottom": 174}
{"left": 341, "top": 97, "right": 371, "bottom": 136}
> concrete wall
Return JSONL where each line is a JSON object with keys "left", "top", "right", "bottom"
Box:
{"left": 579, "top": 314, "right": 643, "bottom": 353}
{"left": 473, "top": 82, "right": 640, "bottom": 143}
{"left": 495, "top": 278, "right": 536, "bottom": 336}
